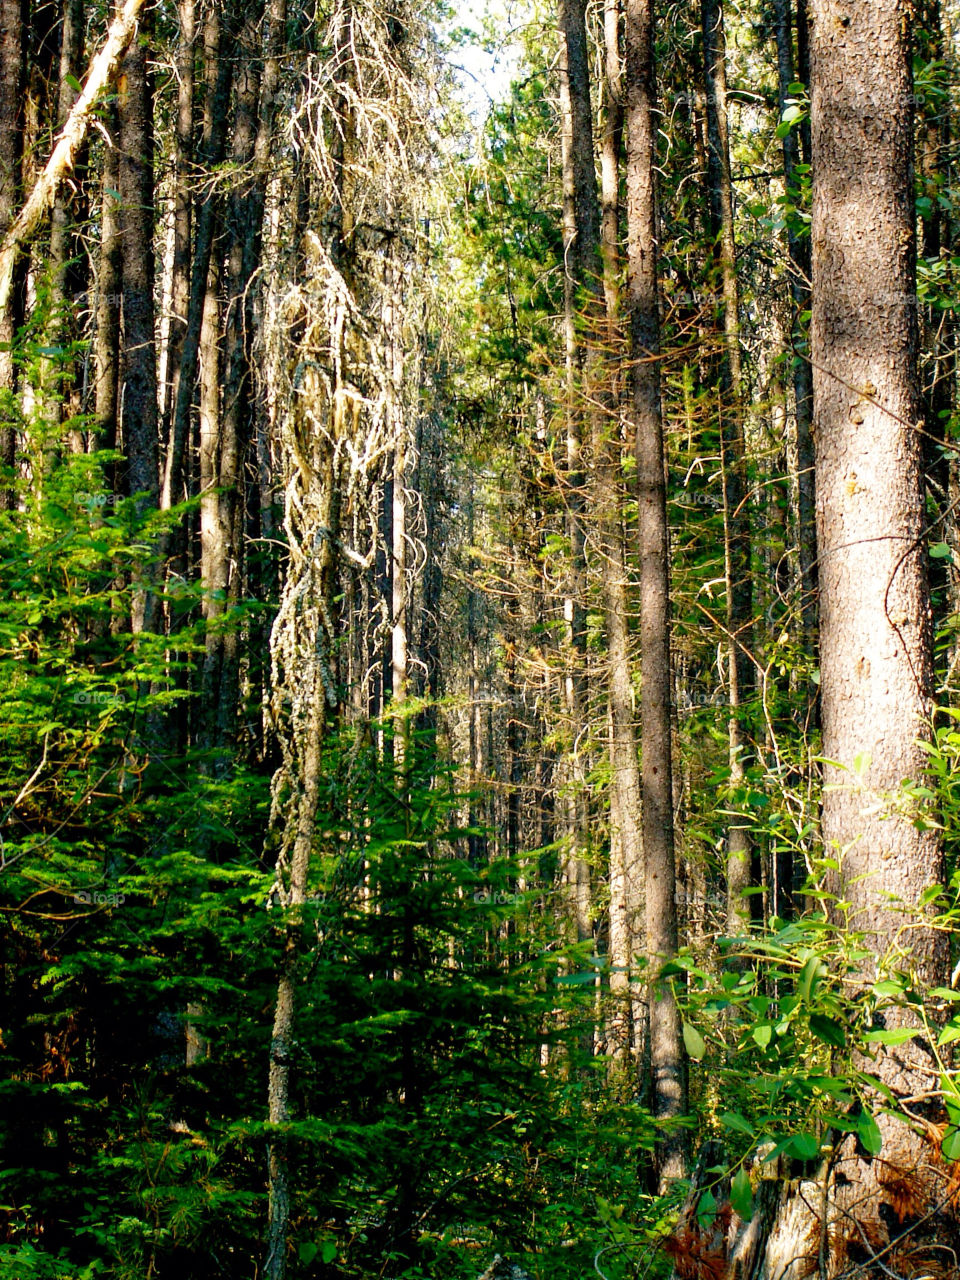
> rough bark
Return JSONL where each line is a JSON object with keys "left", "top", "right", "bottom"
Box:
{"left": 118, "top": 24, "right": 158, "bottom": 527}
{"left": 701, "top": 0, "right": 753, "bottom": 934}
{"left": 755, "top": 0, "right": 957, "bottom": 1268}
{"left": 203, "top": 11, "right": 261, "bottom": 752}
{"left": 626, "top": 0, "right": 686, "bottom": 1186}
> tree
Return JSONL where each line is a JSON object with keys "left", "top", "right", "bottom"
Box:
{"left": 701, "top": 0, "right": 754, "bottom": 933}
{"left": 626, "top": 0, "right": 685, "bottom": 1186}
{"left": 758, "top": 0, "right": 958, "bottom": 1265}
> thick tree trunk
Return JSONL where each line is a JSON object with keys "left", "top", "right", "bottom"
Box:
{"left": 811, "top": 0, "right": 946, "bottom": 1002}
{"left": 701, "top": 0, "right": 753, "bottom": 934}
{"left": 749, "top": 1, "right": 958, "bottom": 1268}
{"left": 626, "top": 0, "right": 685, "bottom": 1186}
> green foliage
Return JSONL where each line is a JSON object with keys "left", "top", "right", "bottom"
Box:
{"left": 673, "top": 845, "right": 960, "bottom": 1193}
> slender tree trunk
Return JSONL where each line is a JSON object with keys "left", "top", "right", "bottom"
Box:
{"left": 599, "top": 0, "right": 622, "bottom": 326}
{"left": 118, "top": 20, "right": 158, "bottom": 634}
{"left": 0, "top": 0, "right": 23, "bottom": 506}
{"left": 161, "top": 0, "right": 232, "bottom": 514}
{"left": 597, "top": 0, "right": 648, "bottom": 1068}
{"left": 161, "top": 0, "right": 195, "bottom": 437}
{"left": 199, "top": 238, "right": 224, "bottom": 749}
{"left": 206, "top": 11, "right": 261, "bottom": 752}
{"left": 773, "top": 0, "right": 817, "bottom": 716}
{"left": 701, "top": 0, "right": 753, "bottom": 933}
{"left": 265, "top": 707, "right": 326, "bottom": 1280}
{"left": 561, "top": 0, "right": 645, "bottom": 1063}
{"left": 626, "top": 0, "right": 686, "bottom": 1186}
{"left": 93, "top": 110, "right": 121, "bottom": 453}
{"left": 557, "top": 40, "right": 591, "bottom": 950}
{"left": 49, "top": 0, "right": 85, "bottom": 429}
{"left": 233, "top": 0, "right": 285, "bottom": 745}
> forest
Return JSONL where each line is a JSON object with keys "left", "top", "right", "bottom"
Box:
{"left": 3, "top": 0, "right": 960, "bottom": 1274}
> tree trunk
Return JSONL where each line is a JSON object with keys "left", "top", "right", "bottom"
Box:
{"left": 199, "top": 237, "right": 224, "bottom": 750}
{"left": 773, "top": 0, "right": 817, "bottom": 717}
{"left": 0, "top": 0, "right": 23, "bottom": 506}
{"left": 161, "top": 0, "right": 232, "bottom": 515}
{"left": 49, "top": 0, "right": 85, "bottom": 429}
{"left": 557, "top": 30, "right": 591, "bottom": 951}
{"left": 626, "top": 0, "right": 686, "bottom": 1186}
{"left": 118, "top": 17, "right": 158, "bottom": 635}
{"left": 753, "top": 0, "right": 957, "bottom": 1266}
{"left": 204, "top": 11, "right": 262, "bottom": 752}
{"left": 701, "top": 0, "right": 753, "bottom": 934}
{"left": 93, "top": 109, "right": 121, "bottom": 454}
{"left": 560, "top": 0, "right": 645, "bottom": 1063}
{"left": 161, "top": 0, "right": 195, "bottom": 438}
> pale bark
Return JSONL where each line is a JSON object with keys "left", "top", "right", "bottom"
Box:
{"left": 0, "top": 0, "right": 149, "bottom": 316}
